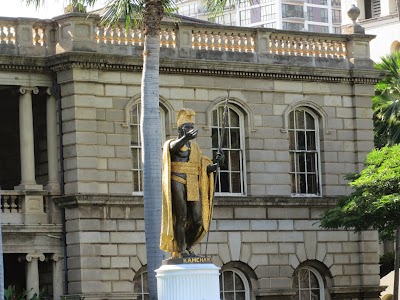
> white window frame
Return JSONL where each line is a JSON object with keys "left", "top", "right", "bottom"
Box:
{"left": 129, "top": 103, "right": 165, "bottom": 194}
{"left": 220, "top": 268, "right": 250, "bottom": 300}
{"left": 211, "top": 104, "right": 247, "bottom": 196}
{"left": 288, "top": 108, "right": 322, "bottom": 197}
{"left": 133, "top": 269, "right": 149, "bottom": 300}
{"left": 293, "top": 266, "right": 325, "bottom": 300}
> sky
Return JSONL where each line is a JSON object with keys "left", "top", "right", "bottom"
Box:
{"left": 0, "top": 0, "right": 104, "bottom": 19}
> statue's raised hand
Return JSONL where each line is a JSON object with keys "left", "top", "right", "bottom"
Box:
{"left": 185, "top": 129, "right": 198, "bottom": 141}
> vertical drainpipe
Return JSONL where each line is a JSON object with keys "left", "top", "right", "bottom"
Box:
{"left": 52, "top": 80, "right": 68, "bottom": 295}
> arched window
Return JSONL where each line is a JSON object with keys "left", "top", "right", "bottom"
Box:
{"left": 292, "top": 266, "right": 325, "bottom": 300}
{"left": 211, "top": 105, "right": 246, "bottom": 195}
{"left": 288, "top": 108, "right": 321, "bottom": 196}
{"left": 133, "top": 267, "right": 149, "bottom": 300}
{"left": 220, "top": 268, "right": 250, "bottom": 300}
{"left": 130, "top": 103, "right": 166, "bottom": 193}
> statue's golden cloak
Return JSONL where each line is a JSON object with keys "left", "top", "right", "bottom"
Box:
{"left": 160, "top": 140, "right": 214, "bottom": 253}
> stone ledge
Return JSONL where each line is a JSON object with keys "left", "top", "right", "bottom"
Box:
{"left": 54, "top": 194, "right": 340, "bottom": 208}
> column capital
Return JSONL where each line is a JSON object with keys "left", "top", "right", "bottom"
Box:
{"left": 50, "top": 253, "right": 62, "bottom": 262}
{"left": 19, "top": 86, "right": 39, "bottom": 95}
{"left": 19, "top": 253, "right": 45, "bottom": 262}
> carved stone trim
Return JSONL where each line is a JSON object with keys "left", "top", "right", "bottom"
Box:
{"left": 19, "top": 86, "right": 39, "bottom": 95}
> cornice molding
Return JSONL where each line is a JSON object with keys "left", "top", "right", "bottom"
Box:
{"left": 0, "top": 52, "right": 381, "bottom": 85}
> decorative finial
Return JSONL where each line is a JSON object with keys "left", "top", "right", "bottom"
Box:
{"left": 347, "top": 4, "right": 360, "bottom": 24}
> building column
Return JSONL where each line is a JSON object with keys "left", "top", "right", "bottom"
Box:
{"left": 21, "top": 253, "right": 45, "bottom": 299}
{"left": 46, "top": 88, "right": 60, "bottom": 193}
{"left": 16, "top": 86, "right": 42, "bottom": 191}
{"left": 51, "top": 254, "right": 64, "bottom": 300}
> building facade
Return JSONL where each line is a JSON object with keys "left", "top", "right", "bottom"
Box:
{"left": 176, "top": 0, "right": 342, "bottom": 33}
{"left": 341, "top": 0, "right": 399, "bottom": 61}
{"left": 0, "top": 11, "right": 383, "bottom": 300}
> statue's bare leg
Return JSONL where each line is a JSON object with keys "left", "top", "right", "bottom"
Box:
{"left": 186, "top": 200, "right": 203, "bottom": 256}
{"left": 171, "top": 180, "right": 188, "bottom": 257}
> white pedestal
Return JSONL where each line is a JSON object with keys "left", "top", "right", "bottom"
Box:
{"left": 156, "top": 263, "right": 220, "bottom": 300}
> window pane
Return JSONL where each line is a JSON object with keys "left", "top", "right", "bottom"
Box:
{"left": 220, "top": 172, "right": 230, "bottom": 192}
{"left": 230, "top": 110, "right": 239, "bottom": 127}
{"left": 296, "top": 110, "right": 305, "bottom": 129}
{"left": 300, "top": 290, "right": 310, "bottom": 300}
{"left": 232, "top": 173, "right": 241, "bottom": 193}
{"left": 310, "top": 271, "right": 319, "bottom": 288}
{"left": 131, "top": 126, "right": 139, "bottom": 145}
{"left": 298, "top": 269, "right": 310, "bottom": 288}
{"left": 290, "top": 153, "right": 296, "bottom": 172}
{"left": 236, "top": 292, "right": 246, "bottom": 300}
{"left": 230, "top": 151, "right": 240, "bottom": 171}
{"left": 289, "top": 111, "right": 295, "bottom": 129}
{"left": 220, "top": 151, "right": 229, "bottom": 171}
{"left": 311, "top": 289, "right": 319, "bottom": 300}
{"left": 297, "top": 131, "right": 306, "bottom": 150}
{"left": 235, "top": 273, "right": 245, "bottom": 290}
{"left": 306, "top": 153, "right": 316, "bottom": 172}
{"left": 212, "top": 109, "right": 218, "bottom": 126}
{"left": 305, "top": 112, "right": 315, "bottom": 129}
{"left": 291, "top": 174, "right": 297, "bottom": 193}
{"left": 289, "top": 131, "right": 295, "bottom": 150}
{"left": 300, "top": 174, "right": 306, "bottom": 193}
{"left": 307, "top": 174, "right": 317, "bottom": 194}
{"left": 231, "top": 129, "right": 240, "bottom": 149}
{"left": 223, "top": 271, "right": 234, "bottom": 290}
{"left": 306, "top": 132, "right": 316, "bottom": 150}
{"left": 212, "top": 128, "right": 219, "bottom": 148}
{"left": 224, "top": 292, "right": 235, "bottom": 300}
{"left": 222, "top": 129, "right": 229, "bottom": 148}
{"left": 299, "top": 153, "right": 305, "bottom": 172}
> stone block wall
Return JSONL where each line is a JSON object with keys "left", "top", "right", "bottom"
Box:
{"left": 60, "top": 196, "right": 381, "bottom": 299}
{"left": 58, "top": 68, "right": 374, "bottom": 198}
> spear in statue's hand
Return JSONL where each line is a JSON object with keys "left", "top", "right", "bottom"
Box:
{"left": 205, "top": 92, "right": 229, "bottom": 257}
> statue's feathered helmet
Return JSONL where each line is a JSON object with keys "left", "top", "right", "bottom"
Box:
{"left": 177, "top": 108, "right": 196, "bottom": 127}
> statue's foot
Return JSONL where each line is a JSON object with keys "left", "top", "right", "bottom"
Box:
{"left": 180, "top": 250, "right": 191, "bottom": 257}
{"left": 186, "top": 248, "right": 198, "bottom": 257}
{"left": 171, "top": 252, "right": 181, "bottom": 259}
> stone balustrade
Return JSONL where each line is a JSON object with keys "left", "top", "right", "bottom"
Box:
{"left": 1, "top": 190, "right": 49, "bottom": 224}
{"left": 0, "top": 14, "right": 374, "bottom": 68}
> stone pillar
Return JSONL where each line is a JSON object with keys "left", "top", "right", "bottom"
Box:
{"left": 51, "top": 254, "right": 64, "bottom": 300}
{"left": 16, "top": 86, "right": 42, "bottom": 191}
{"left": 46, "top": 88, "right": 61, "bottom": 193}
{"left": 21, "top": 253, "right": 45, "bottom": 299}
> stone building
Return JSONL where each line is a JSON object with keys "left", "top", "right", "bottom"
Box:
{"left": 341, "top": 0, "right": 400, "bottom": 61}
{"left": 0, "top": 10, "right": 383, "bottom": 300}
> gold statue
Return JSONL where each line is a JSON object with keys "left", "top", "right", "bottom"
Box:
{"left": 160, "top": 108, "right": 223, "bottom": 258}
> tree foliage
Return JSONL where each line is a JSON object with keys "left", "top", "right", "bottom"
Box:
{"left": 373, "top": 51, "right": 400, "bottom": 147}
{"left": 320, "top": 145, "right": 400, "bottom": 240}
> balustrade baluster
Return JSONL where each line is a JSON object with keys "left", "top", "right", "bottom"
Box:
{"left": 11, "top": 196, "right": 18, "bottom": 212}
{"left": 120, "top": 26, "right": 127, "bottom": 45}
{"left": 219, "top": 32, "right": 226, "bottom": 51}
{"left": 206, "top": 31, "right": 213, "bottom": 50}
{"left": 1, "top": 195, "right": 5, "bottom": 212}
{"left": 105, "top": 27, "right": 112, "bottom": 45}
{"left": 168, "top": 29, "right": 175, "bottom": 48}
{"left": 1, "top": 25, "right": 5, "bottom": 44}
{"left": 340, "top": 40, "right": 346, "bottom": 58}
{"left": 159, "top": 29, "right": 166, "bottom": 47}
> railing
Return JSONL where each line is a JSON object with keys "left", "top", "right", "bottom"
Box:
{"left": 0, "top": 14, "right": 374, "bottom": 67}
{"left": 1, "top": 190, "right": 49, "bottom": 224}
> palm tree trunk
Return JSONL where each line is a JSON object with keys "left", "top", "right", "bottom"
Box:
{"left": 141, "top": 0, "right": 165, "bottom": 299}
{"left": 394, "top": 226, "right": 400, "bottom": 300}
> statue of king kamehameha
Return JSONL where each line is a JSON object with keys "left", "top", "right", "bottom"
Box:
{"left": 160, "top": 108, "right": 224, "bottom": 259}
